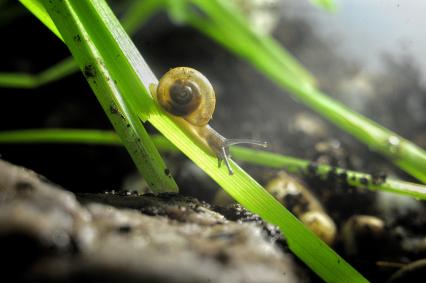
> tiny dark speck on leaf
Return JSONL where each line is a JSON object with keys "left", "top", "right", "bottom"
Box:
{"left": 360, "top": 177, "right": 369, "bottom": 185}
{"left": 338, "top": 171, "right": 348, "bottom": 181}
{"left": 83, "top": 65, "right": 96, "bottom": 78}
{"left": 164, "top": 168, "right": 170, "bottom": 176}
{"left": 371, "top": 172, "right": 387, "bottom": 185}
{"left": 73, "top": 34, "right": 81, "bottom": 42}
{"left": 137, "top": 138, "right": 141, "bottom": 142}
{"left": 110, "top": 104, "right": 118, "bottom": 114}
{"left": 126, "top": 124, "right": 130, "bottom": 128}
{"left": 307, "top": 162, "right": 318, "bottom": 175}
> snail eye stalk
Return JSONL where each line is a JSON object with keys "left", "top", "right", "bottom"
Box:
{"left": 224, "top": 139, "right": 268, "bottom": 148}
{"left": 218, "top": 139, "right": 268, "bottom": 175}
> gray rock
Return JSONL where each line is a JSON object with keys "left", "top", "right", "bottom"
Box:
{"left": 0, "top": 160, "right": 309, "bottom": 283}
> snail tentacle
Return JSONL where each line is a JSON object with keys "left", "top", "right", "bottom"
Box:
{"left": 220, "top": 146, "right": 233, "bottom": 175}
{"left": 217, "top": 139, "right": 267, "bottom": 175}
{"left": 224, "top": 139, "right": 268, "bottom": 148}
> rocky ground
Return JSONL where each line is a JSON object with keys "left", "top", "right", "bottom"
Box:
{"left": 0, "top": 159, "right": 312, "bottom": 283}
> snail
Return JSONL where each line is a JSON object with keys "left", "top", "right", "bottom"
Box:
{"left": 150, "top": 67, "right": 267, "bottom": 175}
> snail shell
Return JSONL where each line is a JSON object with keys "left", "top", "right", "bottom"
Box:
{"left": 156, "top": 67, "right": 215, "bottom": 127}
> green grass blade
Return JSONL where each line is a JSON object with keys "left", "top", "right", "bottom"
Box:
{"left": 303, "top": 89, "right": 426, "bottom": 183}
{"left": 23, "top": 1, "right": 367, "bottom": 281}
{"left": 121, "top": 0, "right": 167, "bottom": 35}
{"left": 0, "top": 57, "right": 76, "bottom": 88}
{"left": 37, "top": 0, "right": 177, "bottom": 193}
{"left": 230, "top": 146, "right": 426, "bottom": 200}
{"left": 1, "top": 1, "right": 163, "bottom": 89}
{"left": 187, "top": 0, "right": 316, "bottom": 87}
{"left": 2, "top": 128, "right": 425, "bottom": 201}
{"left": 181, "top": 0, "right": 426, "bottom": 183}
{"left": 20, "top": 0, "right": 61, "bottom": 39}
{"left": 0, "top": 128, "right": 122, "bottom": 145}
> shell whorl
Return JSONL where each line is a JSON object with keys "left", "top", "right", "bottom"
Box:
{"left": 156, "top": 67, "right": 216, "bottom": 127}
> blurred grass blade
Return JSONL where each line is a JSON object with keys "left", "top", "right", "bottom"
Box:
{"left": 187, "top": 0, "right": 316, "bottom": 87}
{"left": 117, "top": 0, "right": 167, "bottom": 36}
{"left": 24, "top": 1, "right": 367, "bottom": 281}
{"left": 310, "top": 0, "right": 337, "bottom": 11}
{"left": 180, "top": 0, "right": 426, "bottom": 183}
{"left": 36, "top": 0, "right": 177, "bottom": 193}
{"left": 1, "top": 0, "right": 164, "bottom": 89}
{"left": 230, "top": 146, "right": 426, "bottom": 200}
{"left": 0, "top": 129, "right": 122, "bottom": 145}
{"left": 0, "top": 57, "right": 76, "bottom": 88}
{"left": 2, "top": 128, "right": 425, "bottom": 201}
{"left": 305, "top": 88, "right": 426, "bottom": 183}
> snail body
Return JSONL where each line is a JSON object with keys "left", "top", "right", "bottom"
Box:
{"left": 151, "top": 67, "right": 266, "bottom": 175}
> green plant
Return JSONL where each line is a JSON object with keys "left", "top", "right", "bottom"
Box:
{"left": 11, "top": 0, "right": 368, "bottom": 281}
{"left": 165, "top": 0, "right": 426, "bottom": 183}
{"left": 2, "top": 129, "right": 425, "bottom": 200}
{"left": 7, "top": 0, "right": 425, "bottom": 183}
